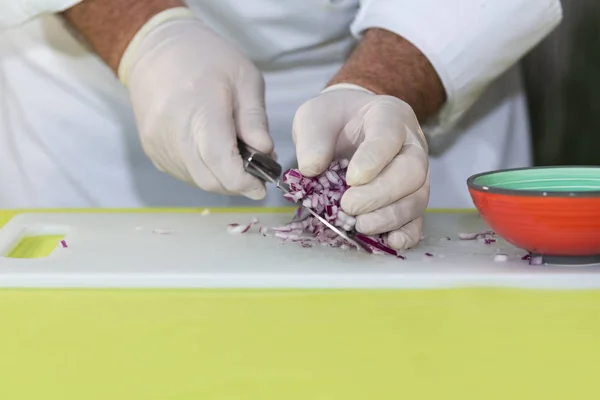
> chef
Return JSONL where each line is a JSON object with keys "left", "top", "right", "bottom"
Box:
{"left": 0, "top": 0, "right": 562, "bottom": 250}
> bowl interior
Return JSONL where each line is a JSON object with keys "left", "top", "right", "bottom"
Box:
{"left": 470, "top": 167, "right": 600, "bottom": 194}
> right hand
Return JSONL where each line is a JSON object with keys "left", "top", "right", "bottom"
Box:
{"left": 119, "top": 9, "right": 274, "bottom": 200}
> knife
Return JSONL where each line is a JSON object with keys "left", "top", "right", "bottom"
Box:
{"left": 237, "top": 140, "right": 368, "bottom": 252}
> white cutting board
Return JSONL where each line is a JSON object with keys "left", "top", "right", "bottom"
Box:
{"left": 0, "top": 211, "right": 599, "bottom": 289}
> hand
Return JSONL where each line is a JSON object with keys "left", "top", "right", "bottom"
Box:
{"left": 293, "top": 84, "right": 429, "bottom": 250}
{"left": 120, "top": 12, "right": 274, "bottom": 200}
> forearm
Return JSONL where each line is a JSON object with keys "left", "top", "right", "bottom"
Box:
{"left": 328, "top": 28, "right": 446, "bottom": 123}
{"left": 61, "top": 0, "right": 185, "bottom": 73}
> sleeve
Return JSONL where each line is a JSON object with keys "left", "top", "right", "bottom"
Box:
{"left": 350, "top": 0, "right": 563, "bottom": 138}
{"left": 0, "top": 0, "right": 82, "bottom": 30}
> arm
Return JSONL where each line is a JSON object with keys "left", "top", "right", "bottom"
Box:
{"left": 61, "top": 0, "right": 184, "bottom": 73}
{"left": 64, "top": 3, "right": 272, "bottom": 199}
{"left": 328, "top": 28, "right": 446, "bottom": 123}
{"left": 0, "top": 0, "right": 184, "bottom": 73}
{"left": 348, "top": 0, "right": 563, "bottom": 136}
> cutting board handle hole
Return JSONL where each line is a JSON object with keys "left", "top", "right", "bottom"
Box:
{"left": 1, "top": 225, "right": 69, "bottom": 259}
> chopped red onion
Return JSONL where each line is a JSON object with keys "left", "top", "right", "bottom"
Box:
{"left": 226, "top": 218, "right": 259, "bottom": 235}
{"left": 530, "top": 255, "right": 543, "bottom": 265}
{"left": 278, "top": 160, "right": 405, "bottom": 257}
{"left": 459, "top": 231, "right": 497, "bottom": 245}
{"left": 59, "top": 239, "right": 68, "bottom": 248}
{"left": 521, "top": 253, "right": 543, "bottom": 266}
{"left": 226, "top": 160, "right": 405, "bottom": 256}
{"left": 458, "top": 231, "right": 496, "bottom": 240}
{"left": 353, "top": 233, "right": 393, "bottom": 256}
{"left": 425, "top": 252, "right": 434, "bottom": 257}
{"left": 225, "top": 159, "right": 402, "bottom": 256}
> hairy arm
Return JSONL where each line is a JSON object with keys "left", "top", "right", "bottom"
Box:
{"left": 328, "top": 28, "right": 446, "bottom": 123}
{"left": 61, "top": 0, "right": 185, "bottom": 73}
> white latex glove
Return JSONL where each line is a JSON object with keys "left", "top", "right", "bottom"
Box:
{"left": 293, "top": 83, "right": 430, "bottom": 250}
{"left": 118, "top": 8, "right": 274, "bottom": 200}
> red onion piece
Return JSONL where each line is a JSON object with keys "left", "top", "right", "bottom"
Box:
{"left": 494, "top": 253, "right": 509, "bottom": 262}
{"left": 530, "top": 255, "right": 543, "bottom": 265}
{"left": 59, "top": 239, "right": 68, "bottom": 248}
{"left": 226, "top": 218, "right": 259, "bottom": 235}
{"left": 458, "top": 231, "right": 496, "bottom": 240}
{"left": 355, "top": 233, "right": 405, "bottom": 259}
{"left": 521, "top": 253, "right": 543, "bottom": 265}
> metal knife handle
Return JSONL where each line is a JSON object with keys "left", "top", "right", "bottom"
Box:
{"left": 237, "top": 140, "right": 282, "bottom": 183}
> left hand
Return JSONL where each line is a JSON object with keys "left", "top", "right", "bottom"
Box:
{"left": 293, "top": 83, "right": 430, "bottom": 250}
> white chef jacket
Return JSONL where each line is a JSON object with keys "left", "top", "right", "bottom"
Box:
{"left": 0, "top": 0, "right": 562, "bottom": 208}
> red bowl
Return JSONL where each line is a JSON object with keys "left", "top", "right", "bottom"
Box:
{"left": 467, "top": 166, "right": 600, "bottom": 257}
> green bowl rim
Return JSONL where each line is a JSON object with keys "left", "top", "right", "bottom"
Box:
{"left": 467, "top": 166, "right": 600, "bottom": 197}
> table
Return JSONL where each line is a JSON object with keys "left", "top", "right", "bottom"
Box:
{"left": 0, "top": 208, "right": 598, "bottom": 399}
